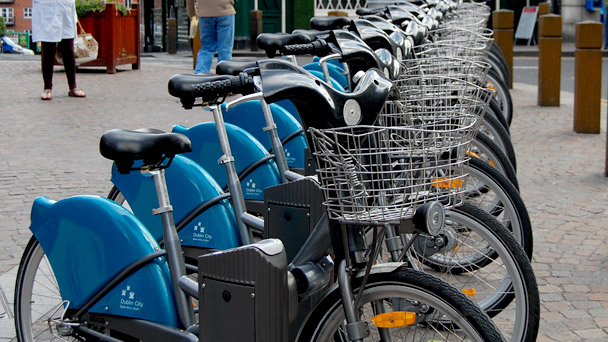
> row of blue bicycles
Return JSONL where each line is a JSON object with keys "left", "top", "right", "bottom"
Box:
{"left": 14, "top": 0, "right": 539, "bottom": 341}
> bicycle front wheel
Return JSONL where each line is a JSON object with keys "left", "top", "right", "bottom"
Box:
{"left": 298, "top": 266, "right": 504, "bottom": 342}
{"left": 408, "top": 203, "right": 539, "bottom": 342}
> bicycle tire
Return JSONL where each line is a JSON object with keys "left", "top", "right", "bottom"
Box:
{"left": 297, "top": 266, "right": 504, "bottom": 342}
{"left": 407, "top": 202, "right": 539, "bottom": 342}
{"left": 14, "top": 236, "right": 94, "bottom": 342}
{"left": 470, "top": 132, "right": 519, "bottom": 189}
{"left": 466, "top": 157, "right": 532, "bottom": 258}
{"left": 485, "top": 55, "right": 510, "bottom": 91}
{"left": 486, "top": 70, "right": 514, "bottom": 126}
{"left": 479, "top": 112, "right": 517, "bottom": 171}
{"left": 488, "top": 96, "right": 510, "bottom": 134}
{"left": 489, "top": 43, "right": 511, "bottom": 85}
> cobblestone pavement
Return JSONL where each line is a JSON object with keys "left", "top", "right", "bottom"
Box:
{"left": 0, "top": 54, "right": 607, "bottom": 340}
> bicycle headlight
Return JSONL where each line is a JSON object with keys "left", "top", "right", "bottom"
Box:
{"left": 412, "top": 201, "right": 445, "bottom": 236}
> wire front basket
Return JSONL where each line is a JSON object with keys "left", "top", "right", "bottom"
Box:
{"left": 309, "top": 117, "right": 477, "bottom": 225}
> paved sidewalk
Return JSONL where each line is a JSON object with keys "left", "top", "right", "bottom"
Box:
{"left": 0, "top": 53, "right": 607, "bottom": 340}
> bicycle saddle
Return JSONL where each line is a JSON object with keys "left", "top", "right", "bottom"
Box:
{"left": 291, "top": 29, "right": 330, "bottom": 42}
{"left": 216, "top": 60, "right": 258, "bottom": 76}
{"left": 100, "top": 129, "right": 192, "bottom": 173}
{"left": 355, "top": 7, "right": 387, "bottom": 16}
{"left": 310, "top": 16, "right": 350, "bottom": 30}
{"left": 256, "top": 33, "right": 311, "bottom": 58}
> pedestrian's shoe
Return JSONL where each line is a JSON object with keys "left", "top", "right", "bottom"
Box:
{"left": 68, "top": 88, "right": 86, "bottom": 98}
{"left": 41, "top": 89, "right": 52, "bottom": 100}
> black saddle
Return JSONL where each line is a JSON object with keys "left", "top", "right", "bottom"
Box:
{"left": 100, "top": 129, "right": 192, "bottom": 172}
{"left": 256, "top": 33, "right": 311, "bottom": 58}
{"left": 216, "top": 60, "right": 258, "bottom": 76}
{"left": 310, "top": 16, "right": 350, "bottom": 30}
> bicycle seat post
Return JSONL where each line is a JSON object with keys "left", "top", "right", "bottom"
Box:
{"left": 146, "top": 167, "right": 196, "bottom": 329}
{"left": 206, "top": 104, "right": 253, "bottom": 245}
{"left": 225, "top": 92, "right": 292, "bottom": 183}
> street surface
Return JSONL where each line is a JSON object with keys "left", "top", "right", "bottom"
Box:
{"left": 0, "top": 52, "right": 607, "bottom": 340}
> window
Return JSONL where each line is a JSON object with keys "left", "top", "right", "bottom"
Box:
{"left": 1, "top": 7, "right": 14, "bottom": 25}
{"left": 24, "top": 7, "right": 32, "bottom": 19}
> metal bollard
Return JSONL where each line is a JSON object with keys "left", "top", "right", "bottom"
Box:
{"left": 573, "top": 21, "right": 602, "bottom": 134}
{"left": 538, "top": 2, "right": 551, "bottom": 15}
{"left": 492, "top": 10, "right": 514, "bottom": 88}
{"left": 250, "top": 11, "right": 263, "bottom": 52}
{"left": 168, "top": 18, "right": 177, "bottom": 55}
{"left": 538, "top": 14, "right": 562, "bottom": 106}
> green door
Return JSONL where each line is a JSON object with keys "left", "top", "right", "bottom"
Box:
{"left": 260, "top": 0, "right": 281, "bottom": 33}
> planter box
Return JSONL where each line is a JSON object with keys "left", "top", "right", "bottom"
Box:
{"left": 78, "top": 3, "right": 141, "bottom": 73}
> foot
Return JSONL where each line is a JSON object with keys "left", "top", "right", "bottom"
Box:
{"left": 41, "top": 89, "right": 52, "bottom": 100}
{"left": 68, "top": 88, "right": 86, "bottom": 98}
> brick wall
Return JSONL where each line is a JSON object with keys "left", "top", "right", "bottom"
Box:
{"left": 0, "top": 0, "right": 32, "bottom": 33}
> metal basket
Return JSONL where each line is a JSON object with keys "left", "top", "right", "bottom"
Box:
{"left": 430, "top": 27, "right": 494, "bottom": 47}
{"left": 399, "top": 56, "right": 491, "bottom": 84}
{"left": 309, "top": 117, "right": 477, "bottom": 225}
{"left": 389, "top": 75, "right": 493, "bottom": 120}
{"left": 414, "top": 41, "right": 491, "bottom": 61}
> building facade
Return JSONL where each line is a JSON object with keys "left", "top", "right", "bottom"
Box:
{"left": 0, "top": 0, "right": 33, "bottom": 34}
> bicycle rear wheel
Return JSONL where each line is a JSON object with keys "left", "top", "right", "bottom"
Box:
{"left": 298, "top": 266, "right": 504, "bottom": 342}
{"left": 14, "top": 236, "right": 86, "bottom": 342}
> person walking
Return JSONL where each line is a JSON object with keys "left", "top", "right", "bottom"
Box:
{"left": 187, "top": 0, "right": 235, "bottom": 74}
{"left": 32, "top": 0, "right": 85, "bottom": 100}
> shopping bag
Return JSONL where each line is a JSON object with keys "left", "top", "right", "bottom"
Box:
{"left": 189, "top": 16, "right": 199, "bottom": 39}
{"left": 56, "top": 21, "right": 99, "bottom": 65}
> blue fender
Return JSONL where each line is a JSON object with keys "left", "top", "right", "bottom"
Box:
{"left": 221, "top": 100, "right": 308, "bottom": 170}
{"left": 30, "top": 196, "right": 179, "bottom": 327}
{"left": 312, "top": 56, "right": 346, "bottom": 72}
{"left": 304, "top": 60, "right": 349, "bottom": 91}
{"left": 111, "top": 155, "right": 241, "bottom": 249}
{"left": 172, "top": 122, "right": 281, "bottom": 201}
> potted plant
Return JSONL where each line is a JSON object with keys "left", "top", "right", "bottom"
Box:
{"left": 75, "top": 1, "right": 140, "bottom": 73}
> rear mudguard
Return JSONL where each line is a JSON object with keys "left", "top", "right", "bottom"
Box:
{"left": 303, "top": 62, "right": 348, "bottom": 91}
{"left": 29, "top": 195, "right": 179, "bottom": 327}
{"left": 111, "top": 155, "right": 241, "bottom": 249}
{"left": 172, "top": 122, "right": 282, "bottom": 201}
{"left": 221, "top": 100, "right": 308, "bottom": 170}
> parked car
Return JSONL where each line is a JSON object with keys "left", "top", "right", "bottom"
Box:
{"left": 1, "top": 36, "right": 35, "bottom": 55}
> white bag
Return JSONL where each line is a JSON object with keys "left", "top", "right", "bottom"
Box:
{"left": 56, "top": 21, "right": 99, "bottom": 66}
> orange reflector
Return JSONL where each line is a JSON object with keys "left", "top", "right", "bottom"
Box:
{"left": 454, "top": 245, "right": 459, "bottom": 251}
{"left": 487, "top": 82, "right": 497, "bottom": 92}
{"left": 466, "top": 151, "right": 480, "bottom": 159}
{"left": 372, "top": 312, "right": 416, "bottom": 328}
{"left": 462, "top": 288, "right": 477, "bottom": 297}
{"left": 431, "top": 178, "right": 464, "bottom": 189}
{"left": 467, "top": 152, "right": 496, "bottom": 168}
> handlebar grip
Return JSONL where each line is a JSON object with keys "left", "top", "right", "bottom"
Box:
{"left": 191, "top": 73, "right": 255, "bottom": 100}
{"left": 282, "top": 40, "right": 329, "bottom": 57}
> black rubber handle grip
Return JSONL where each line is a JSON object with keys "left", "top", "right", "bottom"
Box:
{"left": 191, "top": 73, "right": 255, "bottom": 100}
{"left": 282, "top": 40, "right": 329, "bottom": 57}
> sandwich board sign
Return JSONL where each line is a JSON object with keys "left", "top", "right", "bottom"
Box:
{"left": 515, "top": 6, "right": 539, "bottom": 46}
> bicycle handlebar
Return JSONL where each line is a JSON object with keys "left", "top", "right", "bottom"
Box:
{"left": 191, "top": 73, "right": 255, "bottom": 99}
{"left": 168, "top": 73, "right": 256, "bottom": 108}
{"left": 281, "top": 40, "right": 329, "bottom": 57}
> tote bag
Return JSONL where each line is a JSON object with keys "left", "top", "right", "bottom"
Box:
{"left": 56, "top": 21, "right": 99, "bottom": 65}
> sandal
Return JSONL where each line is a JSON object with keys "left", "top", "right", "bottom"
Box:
{"left": 68, "top": 88, "right": 86, "bottom": 98}
{"left": 41, "top": 89, "right": 52, "bottom": 101}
